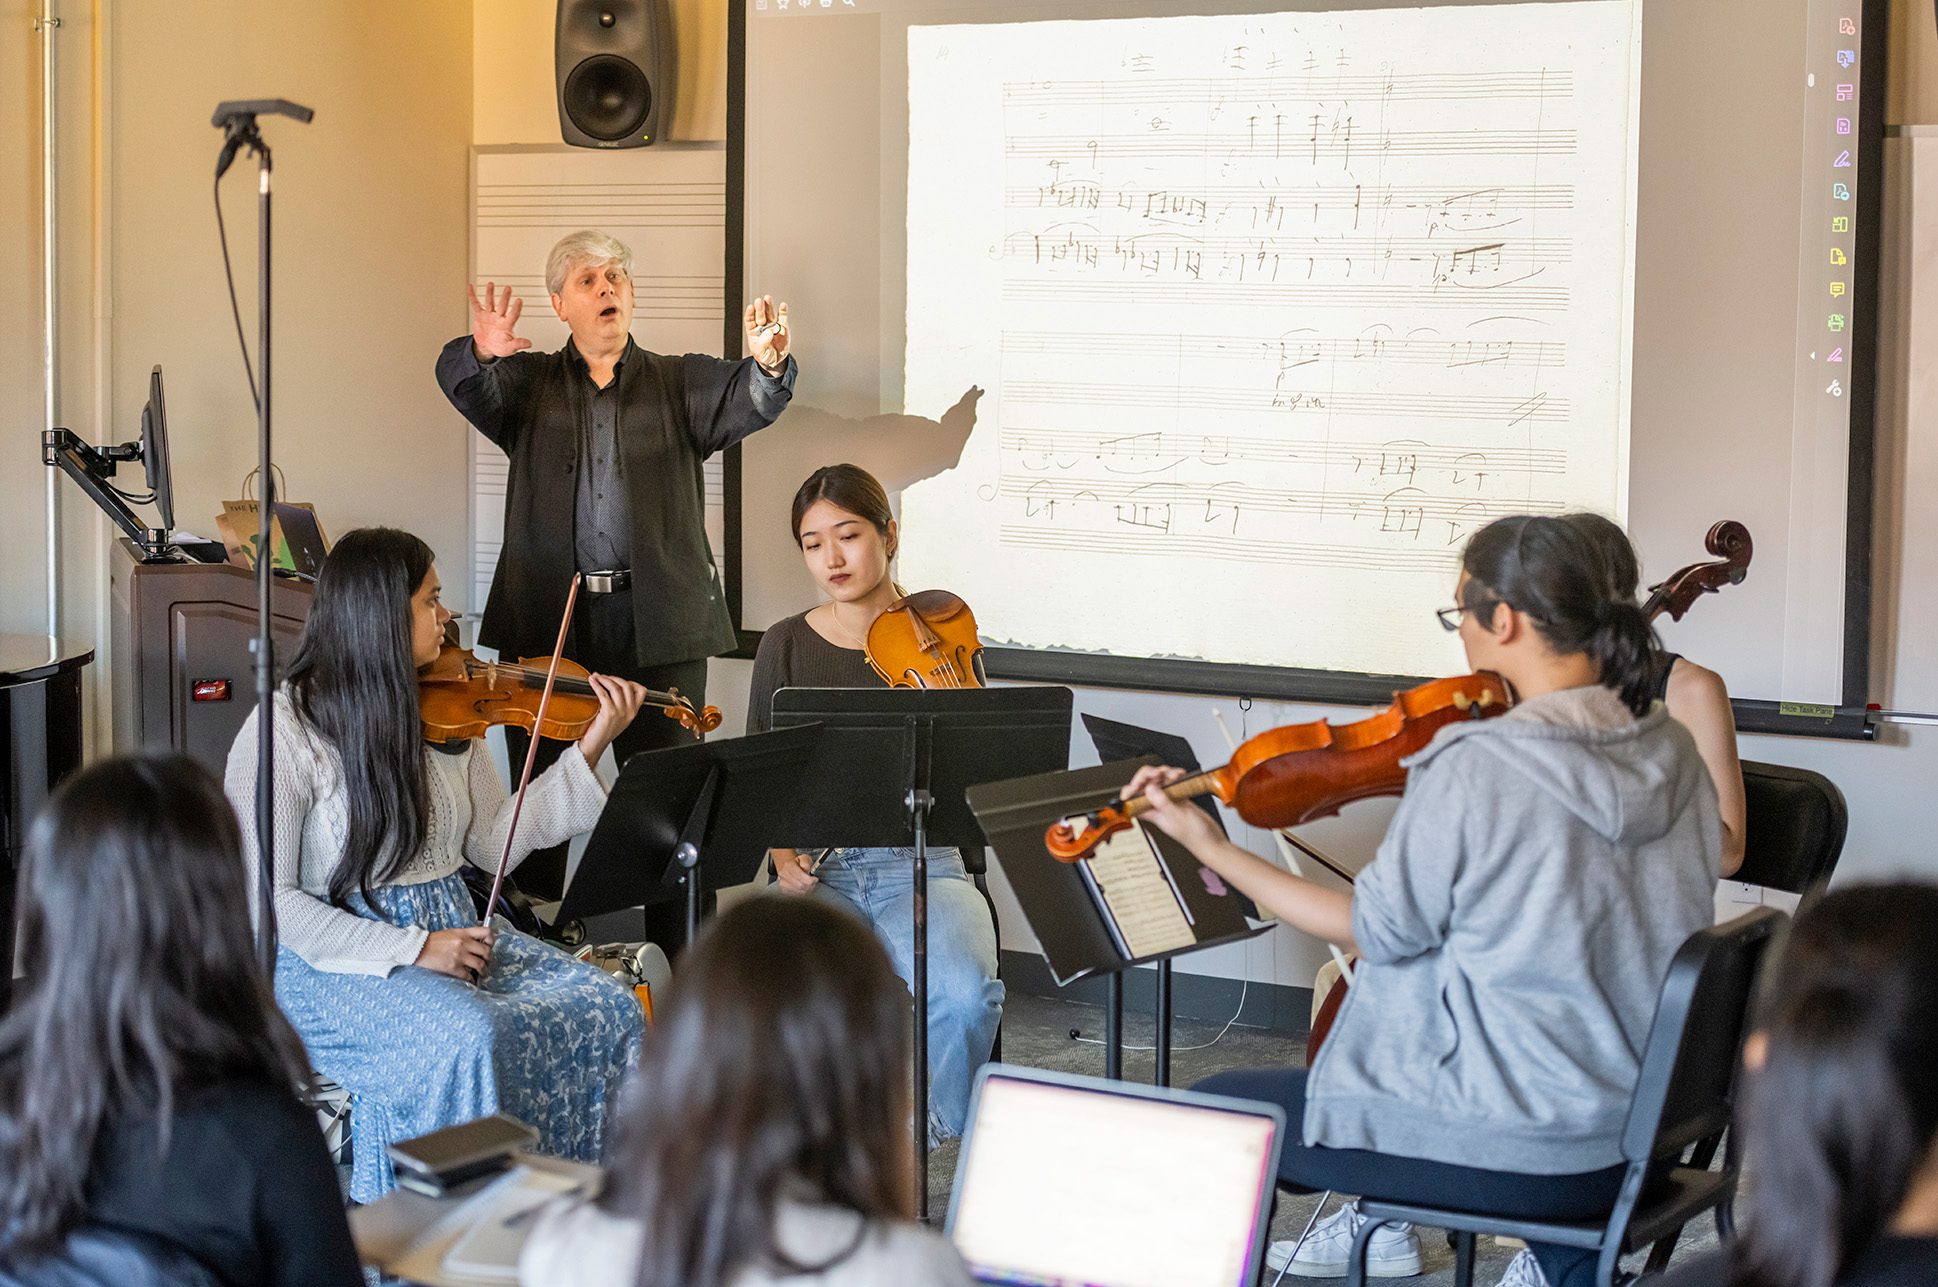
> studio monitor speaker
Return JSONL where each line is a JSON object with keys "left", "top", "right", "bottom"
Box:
{"left": 556, "top": 0, "right": 669, "bottom": 149}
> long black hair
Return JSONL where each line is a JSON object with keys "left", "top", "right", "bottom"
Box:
{"left": 1729, "top": 884, "right": 1938, "bottom": 1287}
{"left": 283, "top": 526, "right": 435, "bottom": 909}
{"left": 600, "top": 896, "right": 912, "bottom": 1287}
{"left": 1460, "top": 514, "right": 1660, "bottom": 715}
{"left": 0, "top": 754, "right": 313, "bottom": 1256}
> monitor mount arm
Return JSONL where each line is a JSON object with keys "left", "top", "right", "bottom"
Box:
{"left": 41, "top": 427, "right": 175, "bottom": 561}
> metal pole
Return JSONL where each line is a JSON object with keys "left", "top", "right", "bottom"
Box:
{"left": 39, "top": 3, "right": 61, "bottom": 637}
{"left": 254, "top": 148, "right": 279, "bottom": 979}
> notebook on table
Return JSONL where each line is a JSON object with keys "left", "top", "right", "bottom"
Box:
{"left": 946, "top": 1064, "right": 1284, "bottom": 1287}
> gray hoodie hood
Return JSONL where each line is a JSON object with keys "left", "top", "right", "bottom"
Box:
{"left": 1407, "top": 684, "right": 1698, "bottom": 848}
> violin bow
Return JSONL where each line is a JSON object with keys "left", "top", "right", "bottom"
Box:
{"left": 482, "top": 573, "right": 582, "bottom": 929}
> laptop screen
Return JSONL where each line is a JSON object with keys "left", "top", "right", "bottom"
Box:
{"left": 947, "top": 1068, "right": 1282, "bottom": 1287}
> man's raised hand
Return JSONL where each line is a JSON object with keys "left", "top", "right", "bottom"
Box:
{"left": 469, "top": 282, "right": 533, "bottom": 361}
{"left": 744, "top": 295, "right": 790, "bottom": 374}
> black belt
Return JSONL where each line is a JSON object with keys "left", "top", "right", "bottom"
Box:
{"left": 580, "top": 569, "right": 631, "bottom": 594}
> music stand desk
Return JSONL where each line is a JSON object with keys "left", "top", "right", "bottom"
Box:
{"left": 770, "top": 684, "right": 1073, "bottom": 1217}
{"left": 559, "top": 723, "right": 823, "bottom": 937}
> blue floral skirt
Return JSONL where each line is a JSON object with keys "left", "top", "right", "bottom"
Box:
{"left": 274, "top": 871, "right": 645, "bottom": 1201}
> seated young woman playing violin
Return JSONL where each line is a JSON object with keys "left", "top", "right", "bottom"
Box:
{"left": 747, "top": 463, "right": 1002, "bottom": 1144}
{"left": 224, "top": 527, "right": 649, "bottom": 1201}
{"left": 1130, "top": 515, "right": 1721, "bottom": 1287}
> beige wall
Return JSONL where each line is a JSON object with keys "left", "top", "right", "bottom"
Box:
{"left": 1890, "top": 0, "right": 1938, "bottom": 125}
{"left": 3, "top": 3, "right": 473, "bottom": 748}
{"left": 475, "top": 0, "right": 725, "bottom": 145}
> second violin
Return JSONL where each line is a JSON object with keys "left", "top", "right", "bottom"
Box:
{"left": 1045, "top": 671, "right": 1512, "bottom": 862}
{"left": 418, "top": 644, "right": 722, "bottom": 743}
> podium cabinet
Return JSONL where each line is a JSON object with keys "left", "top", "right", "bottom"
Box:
{"left": 109, "top": 540, "right": 314, "bottom": 774}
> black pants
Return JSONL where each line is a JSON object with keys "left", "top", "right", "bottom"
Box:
{"left": 1195, "top": 1068, "right": 1628, "bottom": 1287}
{"left": 504, "top": 587, "right": 710, "bottom": 952}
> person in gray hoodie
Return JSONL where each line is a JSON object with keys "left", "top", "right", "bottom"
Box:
{"left": 1130, "top": 514, "right": 1721, "bottom": 1287}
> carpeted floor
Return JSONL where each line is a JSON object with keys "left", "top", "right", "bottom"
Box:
{"left": 928, "top": 990, "right": 1723, "bottom": 1284}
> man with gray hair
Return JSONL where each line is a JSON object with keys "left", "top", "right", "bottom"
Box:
{"left": 435, "top": 229, "right": 794, "bottom": 931}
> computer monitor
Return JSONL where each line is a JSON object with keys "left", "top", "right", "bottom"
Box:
{"left": 139, "top": 364, "right": 173, "bottom": 531}
{"left": 946, "top": 1065, "right": 1284, "bottom": 1287}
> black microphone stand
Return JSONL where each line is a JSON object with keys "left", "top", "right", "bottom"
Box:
{"left": 213, "top": 98, "right": 312, "bottom": 981}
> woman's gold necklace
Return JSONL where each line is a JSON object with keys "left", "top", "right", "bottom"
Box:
{"left": 829, "top": 604, "right": 871, "bottom": 650}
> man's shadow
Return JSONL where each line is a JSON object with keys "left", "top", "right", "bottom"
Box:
{"left": 740, "top": 387, "right": 984, "bottom": 616}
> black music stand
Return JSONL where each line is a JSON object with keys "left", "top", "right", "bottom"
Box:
{"left": 559, "top": 723, "right": 823, "bottom": 940}
{"left": 967, "top": 757, "right": 1268, "bottom": 1084}
{"left": 771, "top": 685, "right": 1073, "bottom": 1218}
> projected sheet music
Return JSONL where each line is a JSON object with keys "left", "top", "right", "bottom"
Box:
{"left": 900, "top": 3, "right": 1640, "bottom": 677}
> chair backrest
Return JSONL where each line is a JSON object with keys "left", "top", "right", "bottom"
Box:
{"left": 1735, "top": 761, "right": 1848, "bottom": 897}
{"left": 1622, "top": 907, "right": 1786, "bottom": 1162}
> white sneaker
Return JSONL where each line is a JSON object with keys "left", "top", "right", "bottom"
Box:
{"left": 1497, "top": 1249, "right": 1548, "bottom": 1286}
{"left": 1265, "top": 1201, "right": 1424, "bottom": 1278}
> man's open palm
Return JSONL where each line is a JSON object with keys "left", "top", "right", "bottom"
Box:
{"left": 469, "top": 282, "right": 533, "bottom": 360}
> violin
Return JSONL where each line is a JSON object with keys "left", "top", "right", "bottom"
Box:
{"left": 1301, "top": 520, "right": 1757, "bottom": 1058}
{"left": 864, "top": 590, "right": 986, "bottom": 689}
{"left": 418, "top": 644, "right": 722, "bottom": 744}
{"left": 1045, "top": 672, "right": 1512, "bottom": 863}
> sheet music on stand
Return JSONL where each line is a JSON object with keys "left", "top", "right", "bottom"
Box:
{"left": 1077, "top": 825, "right": 1197, "bottom": 960}
{"left": 967, "top": 759, "right": 1267, "bottom": 988}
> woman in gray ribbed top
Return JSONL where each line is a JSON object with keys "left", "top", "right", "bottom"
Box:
{"left": 1134, "top": 515, "right": 1721, "bottom": 1287}
{"left": 747, "top": 465, "right": 1003, "bottom": 1144}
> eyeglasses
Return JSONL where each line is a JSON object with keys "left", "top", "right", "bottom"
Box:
{"left": 1435, "top": 600, "right": 1501, "bottom": 632}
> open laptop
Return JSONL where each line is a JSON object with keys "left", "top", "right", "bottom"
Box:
{"left": 946, "top": 1064, "right": 1284, "bottom": 1287}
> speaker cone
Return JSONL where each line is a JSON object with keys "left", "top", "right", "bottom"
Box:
{"left": 563, "top": 54, "right": 652, "bottom": 143}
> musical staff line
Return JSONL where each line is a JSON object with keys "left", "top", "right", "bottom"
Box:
{"left": 1001, "top": 70, "right": 1575, "bottom": 106}
{"left": 1006, "top": 382, "right": 1568, "bottom": 426}
{"left": 996, "top": 428, "right": 1568, "bottom": 478}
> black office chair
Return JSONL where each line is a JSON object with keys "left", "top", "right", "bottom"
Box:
{"left": 1735, "top": 761, "right": 1847, "bottom": 898}
{"left": 1343, "top": 907, "right": 1787, "bottom": 1287}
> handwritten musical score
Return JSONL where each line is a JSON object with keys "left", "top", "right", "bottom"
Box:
{"left": 900, "top": 3, "right": 1639, "bottom": 677}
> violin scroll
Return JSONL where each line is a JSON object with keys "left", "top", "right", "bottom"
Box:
{"left": 1642, "top": 520, "right": 1753, "bottom": 624}
{"left": 661, "top": 689, "right": 724, "bottom": 736}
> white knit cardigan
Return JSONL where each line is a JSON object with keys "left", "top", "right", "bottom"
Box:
{"left": 224, "top": 691, "right": 607, "bottom": 976}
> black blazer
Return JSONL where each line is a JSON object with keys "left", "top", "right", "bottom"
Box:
{"left": 436, "top": 335, "right": 793, "bottom": 666}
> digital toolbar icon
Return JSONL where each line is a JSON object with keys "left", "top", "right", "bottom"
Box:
{"left": 1837, "top": 49, "right": 1857, "bottom": 69}
{"left": 1837, "top": 118, "right": 1852, "bottom": 135}
{"left": 1840, "top": 17, "right": 1857, "bottom": 34}
{"left": 1831, "top": 248, "right": 1848, "bottom": 266}
{"left": 1836, "top": 84, "right": 1855, "bottom": 101}
{"left": 1829, "top": 347, "right": 1845, "bottom": 363}
{"left": 1833, "top": 182, "right": 1851, "bottom": 200}
{"left": 1834, "top": 150, "right": 1853, "bottom": 168}
{"left": 1830, "top": 281, "right": 1847, "bottom": 298}
{"left": 1833, "top": 215, "right": 1850, "bottom": 232}
{"left": 1829, "top": 314, "right": 1846, "bottom": 331}
{"left": 1828, "top": 378, "right": 1844, "bottom": 397}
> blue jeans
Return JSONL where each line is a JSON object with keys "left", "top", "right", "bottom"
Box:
{"left": 813, "top": 846, "right": 1004, "bottom": 1142}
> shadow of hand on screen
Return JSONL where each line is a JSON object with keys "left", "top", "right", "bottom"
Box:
{"left": 756, "top": 385, "right": 982, "bottom": 492}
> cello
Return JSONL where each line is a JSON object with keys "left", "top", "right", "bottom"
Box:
{"left": 1298, "top": 519, "right": 1756, "bottom": 1058}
